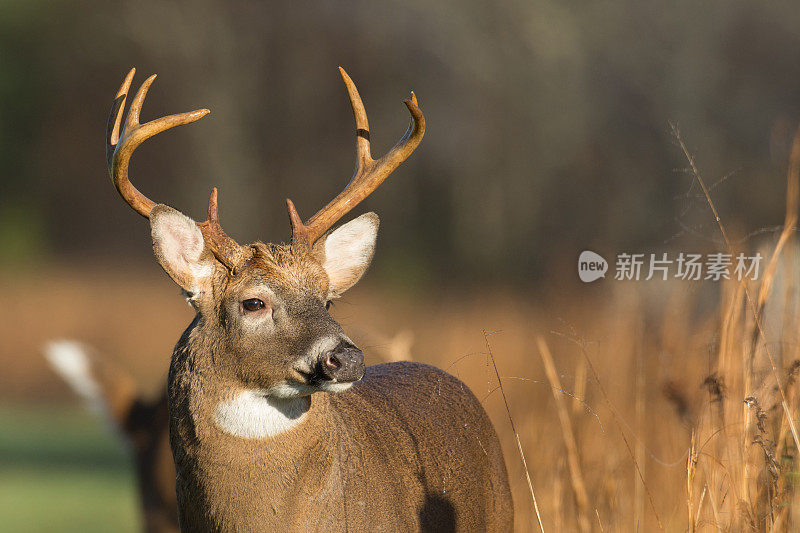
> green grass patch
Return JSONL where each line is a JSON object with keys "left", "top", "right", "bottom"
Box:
{"left": 0, "top": 406, "right": 141, "bottom": 533}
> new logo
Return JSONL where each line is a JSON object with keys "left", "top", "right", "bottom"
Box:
{"left": 578, "top": 251, "right": 608, "bottom": 282}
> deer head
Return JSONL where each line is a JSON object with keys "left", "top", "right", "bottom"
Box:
{"left": 106, "top": 67, "right": 425, "bottom": 398}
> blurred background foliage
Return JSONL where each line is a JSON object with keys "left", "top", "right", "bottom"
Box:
{"left": 2, "top": 0, "right": 799, "bottom": 284}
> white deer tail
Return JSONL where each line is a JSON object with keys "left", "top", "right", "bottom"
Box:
{"left": 43, "top": 340, "right": 138, "bottom": 429}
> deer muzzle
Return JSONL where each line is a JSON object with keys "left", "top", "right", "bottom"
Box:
{"left": 319, "top": 341, "right": 365, "bottom": 383}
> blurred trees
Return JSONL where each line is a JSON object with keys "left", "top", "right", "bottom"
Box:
{"left": 1, "top": 0, "right": 799, "bottom": 284}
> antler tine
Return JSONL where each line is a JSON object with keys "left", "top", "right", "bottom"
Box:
{"left": 107, "top": 68, "right": 210, "bottom": 219}
{"left": 106, "top": 68, "right": 135, "bottom": 170}
{"left": 341, "top": 67, "right": 372, "bottom": 169}
{"left": 198, "top": 187, "right": 247, "bottom": 270}
{"left": 107, "top": 69, "right": 246, "bottom": 270}
{"left": 287, "top": 68, "right": 426, "bottom": 249}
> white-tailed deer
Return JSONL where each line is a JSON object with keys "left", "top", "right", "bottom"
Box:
{"left": 44, "top": 341, "right": 178, "bottom": 533}
{"left": 105, "top": 67, "right": 513, "bottom": 532}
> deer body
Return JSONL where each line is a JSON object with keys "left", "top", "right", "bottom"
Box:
{"left": 171, "top": 357, "right": 511, "bottom": 532}
{"left": 105, "top": 67, "right": 513, "bottom": 532}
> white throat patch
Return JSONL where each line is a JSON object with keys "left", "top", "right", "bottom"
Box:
{"left": 214, "top": 390, "right": 309, "bottom": 439}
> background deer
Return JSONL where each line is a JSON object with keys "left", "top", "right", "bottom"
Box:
{"left": 43, "top": 341, "right": 178, "bottom": 533}
{"left": 105, "top": 67, "right": 513, "bottom": 531}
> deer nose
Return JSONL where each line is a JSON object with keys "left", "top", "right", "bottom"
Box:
{"left": 320, "top": 342, "right": 365, "bottom": 383}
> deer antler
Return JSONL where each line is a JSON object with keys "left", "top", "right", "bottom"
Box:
{"left": 286, "top": 67, "right": 426, "bottom": 249}
{"left": 107, "top": 68, "right": 246, "bottom": 270}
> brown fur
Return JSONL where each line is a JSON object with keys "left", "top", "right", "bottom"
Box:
{"left": 170, "top": 360, "right": 512, "bottom": 532}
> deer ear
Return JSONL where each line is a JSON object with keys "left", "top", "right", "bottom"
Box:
{"left": 313, "top": 212, "right": 379, "bottom": 297}
{"left": 150, "top": 204, "right": 216, "bottom": 295}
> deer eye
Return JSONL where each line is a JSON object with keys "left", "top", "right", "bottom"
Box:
{"left": 325, "top": 300, "right": 334, "bottom": 310}
{"left": 242, "top": 298, "right": 266, "bottom": 312}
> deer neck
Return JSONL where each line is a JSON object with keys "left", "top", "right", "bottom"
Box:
{"left": 169, "top": 341, "right": 340, "bottom": 530}
{"left": 168, "top": 326, "right": 336, "bottom": 464}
